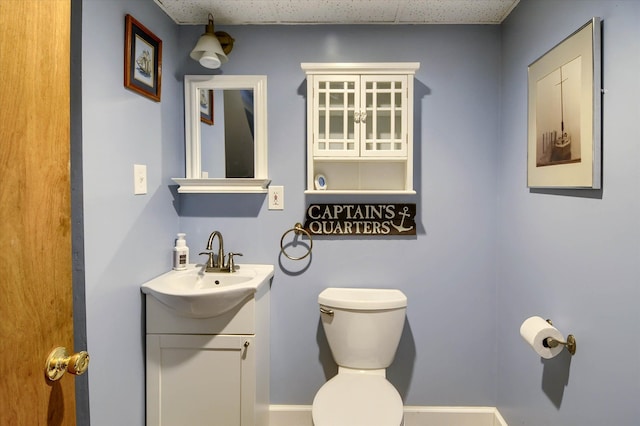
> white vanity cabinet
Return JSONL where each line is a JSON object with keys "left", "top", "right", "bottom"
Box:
{"left": 145, "top": 283, "right": 270, "bottom": 426}
{"left": 302, "top": 63, "right": 420, "bottom": 194}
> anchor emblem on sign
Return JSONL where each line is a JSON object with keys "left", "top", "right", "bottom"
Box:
{"left": 391, "top": 206, "right": 414, "bottom": 233}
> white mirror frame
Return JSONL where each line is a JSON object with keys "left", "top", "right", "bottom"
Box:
{"left": 173, "top": 75, "right": 270, "bottom": 193}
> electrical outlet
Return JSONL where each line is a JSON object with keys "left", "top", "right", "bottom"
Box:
{"left": 268, "top": 186, "right": 284, "bottom": 210}
{"left": 133, "top": 164, "right": 147, "bottom": 195}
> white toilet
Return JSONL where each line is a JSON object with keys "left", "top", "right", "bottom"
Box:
{"left": 312, "top": 287, "right": 407, "bottom": 426}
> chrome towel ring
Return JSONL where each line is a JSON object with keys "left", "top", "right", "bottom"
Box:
{"left": 280, "top": 223, "right": 313, "bottom": 260}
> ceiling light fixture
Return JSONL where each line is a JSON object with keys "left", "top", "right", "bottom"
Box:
{"left": 190, "top": 13, "right": 234, "bottom": 69}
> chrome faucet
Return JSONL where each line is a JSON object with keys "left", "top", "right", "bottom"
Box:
{"left": 199, "top": 231, "right": 242, "bottom": 272}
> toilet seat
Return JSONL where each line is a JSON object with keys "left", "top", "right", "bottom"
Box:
{"left": 312, "top": 373, "right": 403, "bottom": 426}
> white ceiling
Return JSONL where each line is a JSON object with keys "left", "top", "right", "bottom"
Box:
{"left": 153, "top": 0, "right": 520, "bottom": 25}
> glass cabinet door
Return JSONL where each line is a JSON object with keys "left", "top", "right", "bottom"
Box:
{"left": 313, "top": 75, "right": 360, "bottom": 157}
{"left": 361, "top": 75, "right": 408, "bottom": 157}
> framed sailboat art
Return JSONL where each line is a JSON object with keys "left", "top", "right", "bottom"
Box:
{"left": 124, "top": 15, "right": 162, "bottom": 102}
{"left": 527, "top": 18, "right": 601, "bottom": 189}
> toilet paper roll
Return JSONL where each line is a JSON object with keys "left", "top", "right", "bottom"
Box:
{"left": 519, "top": 316, "right": 564, "bottom": 359}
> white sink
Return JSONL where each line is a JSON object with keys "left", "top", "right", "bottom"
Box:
{"left": 141, "top": 264, "right": 274, "bottom": 318}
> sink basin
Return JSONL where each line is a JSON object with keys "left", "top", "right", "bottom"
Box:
{"left": 141, "top": 264, "right": 274, "bottom": 318}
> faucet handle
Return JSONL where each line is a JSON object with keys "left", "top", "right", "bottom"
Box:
{"left": 199, "top": 251, "right": 217, "bottom": 271}
{"left": 227, "top": 252, "right": 243, "bottom": 272}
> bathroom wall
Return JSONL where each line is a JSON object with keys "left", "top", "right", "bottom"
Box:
{"left": 176, "top": 24, "right": 502, "bottom": 405}
{"left": 82, "top": 2, "right": 501, "bottom": 422}
{"left": 81, "top": 0, "right": 640, "bottom": 424}
{"left": 81, "top": 0, "right": 182, "bottom": 424}
{"left": 496, "top": 0, "right": 640, "bottom": 424}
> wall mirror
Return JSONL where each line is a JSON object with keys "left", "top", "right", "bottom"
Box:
{"left": 173, "top": 75, "right": 269, "bottom": 193}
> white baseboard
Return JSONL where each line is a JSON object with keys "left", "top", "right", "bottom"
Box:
{"left": 269, "top": 405, "right": 508, "bottom": 426}
{"left": 269, "top": 405, "right": 313, "bottom": 426}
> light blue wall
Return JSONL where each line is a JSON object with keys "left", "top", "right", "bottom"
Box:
{"left": 497, "top": 0, "right": 640, "bottom": 425}
{"left": 176, "top": 24, "right": 501, "bottom": 405}
{"left": 80, "top": 0, "right": 640, "bottom": 424}
{"left": 82, "top": 0, "right": 182, "bottom": 424}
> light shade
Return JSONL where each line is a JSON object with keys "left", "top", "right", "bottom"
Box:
{"left": 190, "top": 33, "right": 228, "bottom": 69}
{"left": 189, "top": 15, "right": 229, "bottom": 69}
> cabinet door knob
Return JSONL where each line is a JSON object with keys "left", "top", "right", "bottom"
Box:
{"left": 354, "top": 112, "right": 361, "bottom": 123}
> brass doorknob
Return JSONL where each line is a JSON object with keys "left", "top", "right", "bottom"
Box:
{"left": 45, "top": 347, "right": 90, "bottom": 381}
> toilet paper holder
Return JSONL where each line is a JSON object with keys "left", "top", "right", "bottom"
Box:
{"left": 544, "top": 319, "right": 576, "bottom": 355}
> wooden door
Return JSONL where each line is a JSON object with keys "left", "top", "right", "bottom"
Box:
{"left": 0, "top": 0, "right": 77, "bottom": 424}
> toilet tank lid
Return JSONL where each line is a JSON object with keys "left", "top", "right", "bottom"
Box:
{"left": 318, "top": 287, "right": 407, "bottom": 310}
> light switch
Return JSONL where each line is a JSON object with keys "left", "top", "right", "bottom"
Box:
{"left": 268, "top": 186, "right": 284, "bottom": 210}
{"left": 134, "top": 164, "right": 147, "bottom": 195}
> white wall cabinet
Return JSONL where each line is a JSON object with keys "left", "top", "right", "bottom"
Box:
{"left": 302, "top": 63, "right": 420, "bottom": 194}
{"left": 145, "top": 285, "right": 270, "bottom": 426}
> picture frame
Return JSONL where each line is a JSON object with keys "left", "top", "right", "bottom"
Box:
{"left": 527, "top": 17, "right": 601, "bottom": 189}
{"left": 200, "top": 89, "right": 214, "bottom": 125}
{"left": 124, "top": 14, "right": 162, "bottom": 102}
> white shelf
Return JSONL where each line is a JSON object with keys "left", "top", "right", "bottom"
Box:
{"left": 302, "top": 62, "right": 420, "bottom": 75}
{"left": 304, "top": 189, "right": 416, "bottom": 195}
{"left": 313, "top": 157, "right": 407, "bottom": 162}
{"left": 172, "top": 178, "right": 270, "bottom": 193}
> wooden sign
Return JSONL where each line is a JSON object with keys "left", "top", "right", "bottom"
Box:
{"left": 303, "top": 204, "right": 416, "bottom": 236}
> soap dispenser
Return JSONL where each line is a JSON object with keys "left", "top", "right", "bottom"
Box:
{"left": 173, "top": 233, "right": 189, "bottom": 270}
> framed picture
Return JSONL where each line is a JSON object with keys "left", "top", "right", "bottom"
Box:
{"left": 124, "top": 14, "right": 162, "bottom": 102}
{"left": 527, "top": 18, "right": 601, "bottom": 189}
{"left": 200, "top": 89, "right": 214, "bottom": 125}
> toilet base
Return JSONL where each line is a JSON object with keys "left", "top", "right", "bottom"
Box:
{"left": 312, "top": 369, "right": 403, "bottom": 426}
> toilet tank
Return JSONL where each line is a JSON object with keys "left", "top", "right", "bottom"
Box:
{"left": 318, "top": 288, "right": 407, "bottom": 369}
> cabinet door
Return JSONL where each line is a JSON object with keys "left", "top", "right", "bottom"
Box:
{"left": 312, "top": 75, "right": 360, "bottom": 157}
{"left": 361, "top": 75, "right": 408, "bottom": 157}
{"left": 146, "top": 334, "right": 254, "bottom": 426}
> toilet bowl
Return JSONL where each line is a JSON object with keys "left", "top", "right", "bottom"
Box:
{"left": 312, "top": 287, "right": 407, "bottom": 426}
